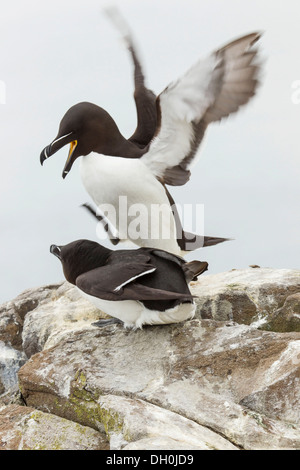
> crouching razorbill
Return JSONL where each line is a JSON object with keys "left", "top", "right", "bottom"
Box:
{"left": 41, "top": 11, "right": 262, "bottom": 255}
{"left": 50, "top": 239, "right": 208, "bottom": 329}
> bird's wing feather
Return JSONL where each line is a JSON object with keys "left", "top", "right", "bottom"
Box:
{"left": 105, "top": 6, "right": 157, "bottom": 147}
{"left": 76, "top": 262, "right": 156, "bottom": 296}
{"left": 141, "top": 32, "right": 262, "bottom": 186}
{"left": 76, "top": 263, "right": 193, "bottom": 302}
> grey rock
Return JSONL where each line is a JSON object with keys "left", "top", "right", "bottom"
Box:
{"left": 0, "top": 405, "right": 109, "bottom": 450}
{"left": 22, "top": 281, "right": 107, "bottom": 358}
{"left": 191, "top": 268, "right": 300, "bottom": 327}
{"left": 262, "top": 293, "right": 300, "bottom": 332}
{"left": 97, "top": 394, "right": 238, "bottom": 450}
{"left": 1, "top": 268, "right": 300, "bottom": 450}
{"left": 0, "top": 341, "right": 27, "bottom": 396}
{"left": 18, "top": 320, "right": 300, "bottom": 450}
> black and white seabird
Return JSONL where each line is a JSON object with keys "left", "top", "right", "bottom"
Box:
{"left": 41, "top": 11, "right": 262, "bottom": 255}
{"left": 50, "top": 239, "right": 208, "bottom": 329}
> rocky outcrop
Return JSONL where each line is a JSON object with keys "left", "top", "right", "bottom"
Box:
{"left": 0, "top": 405, "right": 109, "bottom": 450}
{"left": 0, "top": 268, "right": 300, "bottom": 450}
{"left": 192, "top": 268, "right": 300, "bottom": 330}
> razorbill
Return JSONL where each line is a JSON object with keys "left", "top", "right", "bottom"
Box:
{"left": 41, "top": 13, "right": 262, "bottom": 255}
{"left": 50, "top": 239, "right": 208, "bottom": 329}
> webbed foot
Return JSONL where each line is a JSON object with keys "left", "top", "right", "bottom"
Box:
{"left": 92, "top": 318, "right": 123, "bottom": 328}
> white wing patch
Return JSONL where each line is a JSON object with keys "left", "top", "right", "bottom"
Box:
{"left": 141, "top": 33, "right": 261, "bottom": 181}
{"left": 141, "top": 53, "right": 220, "bottom": 178}
{"left": 113, "top": 267, "right": 156, "bottom": 292}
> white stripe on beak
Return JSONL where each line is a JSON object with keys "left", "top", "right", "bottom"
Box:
{"left": 49, "top": 131, "right": 74, "bottom": 154}
{"left": 51, "top": 131, "right": 73, "bottom": 146}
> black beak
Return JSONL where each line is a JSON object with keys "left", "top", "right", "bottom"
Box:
{"left": 50, "top": 244, "right": 62, "bottom": 260}
{"left": 40, "top": 131, "right": 75, "bottom": 170}
{"left": 40, "top": 144, "right": 52, "bottom": 166}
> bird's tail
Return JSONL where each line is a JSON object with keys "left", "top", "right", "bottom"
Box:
{"left": 177, "top": 231, "right": 231, "bottom": 252}
{"left": 183, "top": 260, "right": 208, "bottom": 283}
{"left": 164, "top": 186, "right": 231, "bottom": 252}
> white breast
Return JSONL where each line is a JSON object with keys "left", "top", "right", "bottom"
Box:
{"left": 78, "top": 288, "right": 195, "bottom": 330}
{"left": 80, "top": 154, "right": 180, "bottom": 254}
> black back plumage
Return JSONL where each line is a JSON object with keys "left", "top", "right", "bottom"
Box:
{"left": 51, "top": 240, "right": 208, "bottom": 312}
{"left": 108, "top": 248, "right": 192, "bottom": 311}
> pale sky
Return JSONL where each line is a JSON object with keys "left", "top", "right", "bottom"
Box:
{"left": 0, "top": 0, "right": 299, "bottom": 303}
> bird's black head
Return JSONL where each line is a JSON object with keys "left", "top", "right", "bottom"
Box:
{"left": 50, "top": 239, "right": 111, "bottom": 284}
{"left": 40, "top": 102, "right": 127, "bottom": 179}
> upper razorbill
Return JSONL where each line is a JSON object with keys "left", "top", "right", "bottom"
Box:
{"left": 40, "top": 13, "right": 262, "bottom": 255}
{"left": 50, "top": 239, "right": 208, "bottom": 329}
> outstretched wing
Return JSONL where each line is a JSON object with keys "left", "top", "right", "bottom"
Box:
{"left": 105, "top": 7, "right": 157, "bottom": 147}
{"left": 142, "top": 32, "right": 262, "bottom": 186}
{"left": 127, "top": 41, "right": 158, "bottom": 147}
